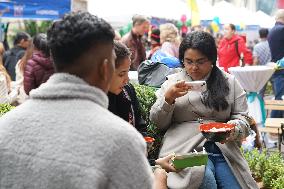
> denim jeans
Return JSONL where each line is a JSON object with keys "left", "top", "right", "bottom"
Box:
{"left": 270, "top": 70, "right": 284, "bottom": 118}
{"left": 199, "top": 142, "right": 241, "bottom": 189}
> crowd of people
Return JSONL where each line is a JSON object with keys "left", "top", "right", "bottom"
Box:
{"left": 0, "top": 8, "right": 283, "bottom": 189}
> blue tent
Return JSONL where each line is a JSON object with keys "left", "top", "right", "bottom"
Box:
{"left": 0, "top": 0, "right": 71, "bottom": 20}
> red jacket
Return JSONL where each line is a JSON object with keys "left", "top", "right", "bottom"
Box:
{"left": 218, "top": 34, "right": 252, "bottom": 72}
{"left": 24, "top": 51, "right": 54, "bottom": 95}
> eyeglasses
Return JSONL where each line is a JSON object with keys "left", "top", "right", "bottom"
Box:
{"left": 184, "top": 58, "right": 209, "bottom": 66}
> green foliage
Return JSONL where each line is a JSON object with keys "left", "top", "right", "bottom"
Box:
{"left": 242, "top": 148, "right": 268, "bottom": 179}
{"left": 0, "top": 104, "right": 14, "bottom": 117}
{"left": 262, "top": 152, "right": 284, "bottom": 188}
{"left": 242, "top": 148, "right": 284, "bottom": 188}
{"left": 271, "top": 175, "right": 284, "bottom": 189}
{"left": 133, "top": 84, "right": 164, "bottom": 160}
{"left": 23, "top": 20, "right": 52, "bottom": 37}
{"left": 265, "top": 81, "right": 273, "bottom": 96}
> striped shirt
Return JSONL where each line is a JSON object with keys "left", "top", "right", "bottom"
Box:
{"left": 0, "top": 73, "right": 18, "bottom": 104}
{"left": 0, "top": 73, "right": 10, "bottom": 104}
{"left": 253, "top": 40, "right": 271, "bottom": 65}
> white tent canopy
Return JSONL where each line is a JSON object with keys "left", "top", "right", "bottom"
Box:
{"left": 255, "top": 10, "right": 275, "bottom": 28}
{"left": 88, "top": 0, "right": 275, "bottom": 28}
{"left": 88, "top": 0, "right": 191, "bottom": 28}
{"left": 203, "top": 1, "right": 275, "bottom": 27}
{"left": 211, "top": 1, "right": 239, "bottom": 24}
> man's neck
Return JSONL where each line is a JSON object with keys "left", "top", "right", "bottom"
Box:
{"left": 260, "top": 38, "right": 267, "bottom": 41}
{"left": 131, "top": 28, "right": 139, "bottom": 37}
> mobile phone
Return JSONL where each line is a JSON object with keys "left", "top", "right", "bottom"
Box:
{"left": 185, "top": 81, "right": 207, "bottom": 92}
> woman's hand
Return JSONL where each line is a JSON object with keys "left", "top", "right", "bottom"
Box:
{"left": 153, "top": 168, "right": 168, "bottom": 189}
{"left": 165, "top": 81, "right": 191, "bottom": 104}
{"left": 224, "top": 128, "right": 236, "bottom": 142}
{"left": 155, "top": 154, "right": 177, "bottom": 172}
{"left": 222, "top": 120, "right": 241, "bottom": 143}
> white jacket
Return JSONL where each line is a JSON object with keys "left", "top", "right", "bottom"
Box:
{"left": 0, "top": 72, "right": 17, "bottom": 104}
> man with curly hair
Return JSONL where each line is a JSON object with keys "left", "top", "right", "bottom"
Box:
{"left": 0, "top": 12, "right": 154, "bottom": 189}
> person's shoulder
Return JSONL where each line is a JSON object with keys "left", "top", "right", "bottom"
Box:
{"left": 101, "top": 109, "right": 139, "bottom": 133}
{"left": 121, "top": 32, "right": 131, "bottom": 42}
{"left": 25, "top": 57, "right": 37, "bottom": 70}
{"left": 104, "top": 113, "right": 145, "bottom": 145}
{"left": 220, "top": 69, "right": 234, "bottom": 80}
{"left": 233, "top": 35, "right": 244, "bottom": 43}
{"left": 3, "top": 49, "right": 10, "bottom": 55}
{"left": 274, "top": 23, "right": 284, "bottom": 30}
{"left": 0, "top": 104, "right": 27, "bottom": 131}
{"left": 0, "top": 72, "right": 6, "bottom": 80}
{"left": 166, "top": 69, "right": 184, "bottom": 80}
{"left": 159, "top": 69, "right": 185, "bottom": 89}
{"left": 269, "top": 24, "right": 284, "bottom": 36}
{"left": 108, "top": 114, "right": 138, "bottom": 134}
{"left": 219, "top": 37, "right": 228, "bottom": 45}
{"left": 88, "top": 107, "right": 146, "bottom": 153}
{"left": 3, "top": 49, "right": 11, "bottom": 57}
{"left": 253, "top": 42, "right": 262, "bottom": 51}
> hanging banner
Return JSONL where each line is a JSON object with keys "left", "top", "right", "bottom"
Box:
{"left": 0, "top": 0, "right": 71, "bottom": 20}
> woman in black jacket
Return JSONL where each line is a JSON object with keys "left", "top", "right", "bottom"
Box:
{"left": 108, "top": 40, "right": 147, "bottom": 136}
{"left": 108, "top": 41, "right": 179, "bottom": 189}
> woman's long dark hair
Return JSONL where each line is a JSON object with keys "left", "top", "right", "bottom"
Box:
{"left": 179, "top": 31, "right": 229, "bottom": 111}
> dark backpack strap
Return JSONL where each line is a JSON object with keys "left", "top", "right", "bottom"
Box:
{"left": 235, "top": 40, "right": 240, "bottom": 59}
{"left": 3, "top": 50, "right": 11, "bottom": 68}
{"left": 235, "top": 40, "right": 244, "bottom": 66}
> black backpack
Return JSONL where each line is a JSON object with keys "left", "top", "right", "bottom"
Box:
{"left": 137, "top": 60, "right": 178, "bottom": 88}
{"left": 3, "top": 47, "right": 25, "bottom": 80}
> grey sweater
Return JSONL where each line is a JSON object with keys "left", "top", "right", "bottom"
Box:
{"left": 0, "top": 73, "right": 153, "bottom": 189}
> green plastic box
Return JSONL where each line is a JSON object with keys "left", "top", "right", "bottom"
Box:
{"left": 172, "top": 153, "right": 208, "bottom": 169}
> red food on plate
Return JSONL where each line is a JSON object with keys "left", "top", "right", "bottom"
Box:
{"left": 199, "top": 122, "right": 234, "bottom": 132}
{"left": 199, "top": 122, "right": 235, "bottom": 142}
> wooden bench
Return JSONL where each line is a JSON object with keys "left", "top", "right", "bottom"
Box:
{"left": 264, "top": 100, "right": 284, "bottom": 111}
{"left": 260, "top": 100, "right": 284, "bottom": 151}
{"left": 259, "top": 118, "right": 283, "bottom": 134}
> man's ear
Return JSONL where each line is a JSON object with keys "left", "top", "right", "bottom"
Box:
{"left": 98, "top": 59, "right": 110, "bottom": 82}
{"left": 97, "top": 58, "right": 114, "bottom": 93}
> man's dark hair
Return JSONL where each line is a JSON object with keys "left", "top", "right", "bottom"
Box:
{"left": 179, "top": 31, "right": 229, "bottom": 111}
{"left": 229, "top": 23, "right": 236, "bottom": 31}
{"left": 259, "top": 28, "right": 269, "bottom": 38}
{"left": 114, "top": 40, "right": 131, "bottom": 68}
{"left": 47, "top": 11, "right": 115, "bottom": 71}
{"left": 33, "top": 33, "right": 49, "bottom": 57}
{"left": 13, "top": 32, "right": 30, "bottom": 46}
